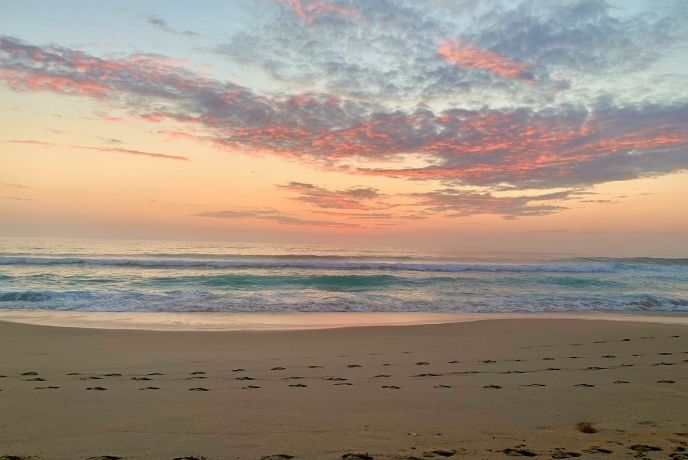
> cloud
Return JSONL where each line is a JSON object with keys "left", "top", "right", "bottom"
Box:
{"left": 437, "top": 38, "right": 533, "bottom": 80}
{"left": 196, "top": 208, "right": 364, "bottom": 228}
{"left": 0, "top": 181, "right": 29, "bottom": 189}
{"left": 276, "top": 181, "right": 389, "bottom": 210}
{"left": 410, "top": 189, "right": 577, "bottom": 219}
{"left": 219, "top": 0, "right": 687, "bottom": 108}
{"left": 7, "top": 139, "right": 188, "bottom": 161}
{"left": 2, "top": 35, "right": 687, "bottom": 195}
{"left": 275, "top": 0, "right": 363, "bottom": 25}
{"left": 146, "top": 16, "right": 199, "bottom": 37}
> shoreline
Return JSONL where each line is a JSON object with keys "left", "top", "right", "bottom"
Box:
{"left": 0, "top": 309, "right": 687, "bottom": 331}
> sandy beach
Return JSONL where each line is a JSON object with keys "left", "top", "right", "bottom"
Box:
{"left": 0, "top": 315, "right": 686, "bottom": 459}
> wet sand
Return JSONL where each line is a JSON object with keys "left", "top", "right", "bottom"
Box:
{"left": 0, "top": 317, "right": 686, "bottom": 459}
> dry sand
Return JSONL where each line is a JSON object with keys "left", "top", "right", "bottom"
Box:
{"left": 0, "top": 316, "right": 686, "bottom": 459}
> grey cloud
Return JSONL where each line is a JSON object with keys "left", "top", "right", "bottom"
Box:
{"left": 196, "top": 208, "right": 363, "bottom": 228}
{"left": 146, "top": 16, "right": 199, "bottom": 37}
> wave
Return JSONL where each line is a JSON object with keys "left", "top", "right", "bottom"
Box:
{"left": 0, "top": 256, "right": 617, "bottom": 273}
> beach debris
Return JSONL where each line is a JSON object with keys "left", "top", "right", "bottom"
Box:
{"left": 499, "top": 447, "right": 536, "bottom": 456}
{"left": 341, "top": 453, "right": 373, "bottom": 460}
{"left": 576, "top": 422, "right": 597, "bottom": 434}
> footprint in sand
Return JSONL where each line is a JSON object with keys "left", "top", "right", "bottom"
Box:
{"left": 423, "top": 448, "right": 457, "bottom": 457}
{"left": 657, "top": 380, "right": 676, "bottom": 384}
{"left": 289, "top": 383, "right": 307, "bottom": 388}
{"left": 582, "top": 446, "right": 613, "bottom": 454}
{"left": 434, "top": 384, "right": 452, "bottom": 388}
{"left": 546, "top": 367, "right": 562, "bottom": 371}
{"left": 482, "top": 360, "right": 496, "bottom": 364}
{"left": 35, "top": 386, "right": 60, "bottom": 390}
{"left": 66, "top": 372, "right": 81, "bottom": 375}
{"left": 542, "top": 357, "right": 555, "bottom": 361}
{"left": 374, "top": 374, "right": 391, "bottom": 378}
{"left": 236, "top": 376, "right": 255, "bottom": 381}
{"left": 103, "top": 373, "right": 121, "bottom": 377}
{"left": 308, "top": 365, "right": 322, "bottom": 368}
{"left": 347, "top": 364, "right": 362, "bottom": 368}
{"left": 335, "top": 382, "right": 352, "bottom": 386}
{"left": 187, "top": 376, "right": 207, "bottom": 380}
{"left": 381, "top": 385, "right": 400, "bottom": 389}
{"left": 190, "top": 371, "right": 206, "bottom": 375}
{"left": 232, "top": 368, "right": 246, "bottom": 372}
{"left": 602, "top": 355, "right": 616, "bottom": 358}
{"left": 415, "top": 361, "right": 430, "bottom": 366}
{"left": 483, "top": 385, "right": 502, "bottom": 389}
{"left": 586, "top": 366, "right": 607, "bottom": 370}
{"left": 139, "top": 386, "right": 160, "bottom": 390}
{"left": 86, "top": 456, "right": 123, "bottom": 460}
{"left": 270, "top": 367, "right": 286, "bottom": 371}
{"left": 23, "top": 377, "right": 46, "bottom": 382}
{"left": 131, "top": 377, "right": 152, "bottom": 381}
{"left": 522, "top": 383, "right": 547, "bottom": 387}
{"left": 243, "top": 385, "right": 261, "bottom": 389}
{"left": 188, "top": 387, "right": 209, "bottom": 391}
{"left": 448, "top": 360, "right": 461, "bottom": 364}
{"left": 382, "top": 363, "right": 393, "bottom": 366}
{"left": 550, "top": 448, "right": 582, "bottom": 458}
{"left": 652, "top": 362, "right": 674, "bottom": 366}
{"left": 574, "top": 384, "right": 594, "bottom": 388}
{"left": 629, "top": 444, "right": 662, "bottom": 453}
{"left": 260, "top": 455, "right": 295, "bottom": 460}
{"left": 327, "top": 377, "right": 348, "bottom": 381}
{"left": 20, "top": 371, "right": 38, "bottom": 376}
{"left": 614, "top": 380, "right": 630, "bottom": 384}
{"left": 147, "top": 372, "right": 164, "bottom": 376}
{"left": 87, "top": 386, "right": 107, "bottom": 391}
{"left": 413, "top": 373, "right": 440, "bottom": 377}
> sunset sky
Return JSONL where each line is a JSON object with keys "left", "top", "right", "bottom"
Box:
{"left": 2, "top": 0, "right": 687, "bottom": 254}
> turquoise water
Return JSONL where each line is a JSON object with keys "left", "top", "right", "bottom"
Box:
{"left": 0, "top": 238, "right": 686, "bottom": 313}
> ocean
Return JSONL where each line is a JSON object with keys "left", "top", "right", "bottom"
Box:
{"left": 0, "top": 238, "right": 686, "bottom": 313}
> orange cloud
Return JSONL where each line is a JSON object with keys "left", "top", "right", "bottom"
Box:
{"left": 7, "top": 139, "right": 188, "bottom": 161}
{"left": 437, "top": 38, "right": 532, "bottom": 80}
{"left": 278, "top": 0, "right": 362, "bottom": 25}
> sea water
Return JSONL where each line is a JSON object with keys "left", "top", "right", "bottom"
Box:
{"left": 0, "top": 238, "right": 686, "bottom": 313}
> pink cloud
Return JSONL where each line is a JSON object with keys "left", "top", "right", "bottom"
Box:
{"left": 437, "top": 38, "right": 532, "bottom": 80}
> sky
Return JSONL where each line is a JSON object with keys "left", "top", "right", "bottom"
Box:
{"left": 1, "top": 0, "right": 687, "bottom": 255}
